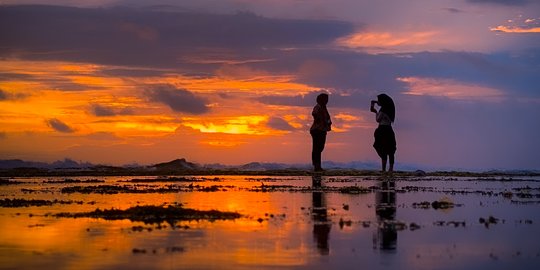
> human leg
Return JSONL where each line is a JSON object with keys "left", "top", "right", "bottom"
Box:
{"left": 311, "top": 131, "right": 319, "bottom": 169}
{"left": 388, "top": 154, "right": 394, "bottom": 172}
{"left": 311, "top": 131, "right": 326, "bottom": 170}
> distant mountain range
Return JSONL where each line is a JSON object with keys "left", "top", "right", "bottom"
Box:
{"left": 0, "top": 158, "right": 538, "bottom": 176}
{"left": 0, "top": 158, "right": 382, "bottom": 171}
{"left": 0, "top": 158, "right": 94, "bottom": 170}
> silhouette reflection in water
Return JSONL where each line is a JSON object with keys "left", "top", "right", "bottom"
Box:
{"left": 311, "top": 174, "right": 331, "bottom": 255}
{"left": 373, "top": 178, "right": 397, "bottom": 251}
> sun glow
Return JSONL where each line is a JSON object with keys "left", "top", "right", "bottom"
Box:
{"left": 182, "top": 116, "right": 274, "bottom": 135}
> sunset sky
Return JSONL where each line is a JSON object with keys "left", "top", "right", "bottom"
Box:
{"left": 1, "top": 0, "right": 539, "bottom": 170}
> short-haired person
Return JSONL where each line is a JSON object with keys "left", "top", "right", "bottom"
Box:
{"left": 310, "top": 93, "right": 332, "bottom": 172}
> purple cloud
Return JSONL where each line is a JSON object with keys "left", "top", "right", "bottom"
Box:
{"left": 90, "top": 104, "right": 134, "bottom": 117}
{"left": 0, "top": 88, "right": 28, "bottom": 100}
{"left": 46, "top": 118, "right": 75, "bottom": 133}
{"left": 145, "top": 85, "right": 209, "bottom": 114}
{"left": 467, "top": 0, "right": 530, "bottom": 6}
{"left": 0, "top": 5, "right": 353, "bottom": 68}
{"left": 267, "top": 117, "right": 295, "bottom": 131}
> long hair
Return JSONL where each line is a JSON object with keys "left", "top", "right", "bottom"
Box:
{"left": 377, "top": 94, "right": 395, "bottom": 122}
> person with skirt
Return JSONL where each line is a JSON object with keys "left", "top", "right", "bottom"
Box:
{"left": 370, "top": 94, "right": 396, "bottom": 172}
{"left": 310, "top": 93, "right": 332, "bottom": 172}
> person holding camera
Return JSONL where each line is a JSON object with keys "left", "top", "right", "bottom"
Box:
{"left": 370, "top": 94, "right": 396, "bottom": 172}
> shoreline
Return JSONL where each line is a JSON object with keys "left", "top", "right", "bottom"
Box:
{"left": 2, "top": 168, "right": 540, "bottom": 177}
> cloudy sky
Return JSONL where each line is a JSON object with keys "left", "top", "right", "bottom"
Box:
{"left": 1, "top": 0, "right": 539, "bottom": 169}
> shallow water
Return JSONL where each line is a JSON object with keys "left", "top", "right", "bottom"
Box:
{"left": 1, "top": 175, "right": 540, "bottom": 269}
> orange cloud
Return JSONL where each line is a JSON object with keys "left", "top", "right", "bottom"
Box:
{"left": 490, "top": 15, "right": 540, "bottom": 34}
{"left": 334, "top": 113, "right": 361, "bottom": 122}
{"left": 398, "top": 77, "right": 505, "bottom": 101}
{"left": 329, "top": 113, "right": 370, "bottom": 132}
{"left": 489, "top": 25, "right": 540, "bottom": 33}
{"left": 337, "top": 30, "right": 438, "bottom": 52}
{"left": 0, "top": 59, "right": 325, "bottom": 164}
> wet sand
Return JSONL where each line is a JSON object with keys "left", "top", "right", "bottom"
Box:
{"left": 1, "top": 174, "right": 539, "bottom": 269}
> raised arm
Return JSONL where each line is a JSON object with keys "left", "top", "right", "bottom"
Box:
{"left": 370, "top": 100, "right": 378, "bottom": 113}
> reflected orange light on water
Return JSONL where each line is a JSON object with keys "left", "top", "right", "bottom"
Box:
{"left": 232, "top": 246, "right": 309, "bottom": 267}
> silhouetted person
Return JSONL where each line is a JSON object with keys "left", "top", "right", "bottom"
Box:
{"left": 374, "top": 179, "right": 397, "bottom": 251}
{"left": 310, "top": 93, "right": 332, "bottom": 172}
{"left": 312, "top": 175, "right": 331, "bottom": 255}
{"left": 370, "top": 94, "right": 396, "bottom": 172}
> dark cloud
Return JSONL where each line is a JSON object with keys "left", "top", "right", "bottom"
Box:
{"left": 0, "top": 72, "right": 34, "bottom": 81}
{"left": 257, "top": 92, "right": 313, "bottom": 107}
{"left": 267, "top": 117, "right": 295, "bottom": 131}
{"left": 256, "top": 49, "right": 540, "bottom": 110}
{"left": 99, "top": 68, "right": 169, "bottom": 78}
{"left": 2, "top": 5, "right": 537, "bottom": 100}
{"left": 145, "top": 85, "right": 209, "bottom": 114}
{"left": 46, "top": 118, "right": 75, "bottom": 133}
{"left": 85, "top": 132, "right": 120, "bottom": 141}
{"left": 257, "top": 91, "right": 371, "bottom": 109}
{"left": 47, "top": 80, "right": 97, "bottom": 91}
{"left": 0, "top": 5, "right": 353, "bottom": 68}
{"left": 443, "top": 8, "right": 464, "bottom": 13}
{"left": 467, "top": 0, "right": 530, "bottom": 6}
{"left": 90, "top": 104, "right": 134, "bottom": 117}
{"left": 251, "top": 48, "right": 540, "bottom": 100}
{"left": 218, "top": 93, "right": 233, "bottom": 99}
{"left": 0, "top": 71, "right": 100, "bottom": 91}
{"left": 91, "top": 104, "right": 115, "bottom": 117}
{"left": 246, "top": 49, "right": 413, "bottom": 94}
{"left": 0, "top": 88, "right": 28, "bottom": 100}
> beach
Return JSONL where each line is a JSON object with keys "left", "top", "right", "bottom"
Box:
{"left": 1, "top": 174, "right": 539, "bottom": 269}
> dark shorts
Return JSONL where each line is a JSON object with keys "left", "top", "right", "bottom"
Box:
{"left": 373, "top": 125, "right": 396, "bottom": 158}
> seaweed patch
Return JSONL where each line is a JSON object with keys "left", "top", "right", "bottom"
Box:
{"left": 53, "top": 205, "right": 241, "bottom": 224}
{"left": 0, "top": 198, "right": 87, "bottom": 207}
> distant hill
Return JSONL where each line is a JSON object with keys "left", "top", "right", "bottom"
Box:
{"left": 152, "top": 158, "right": 200, "bottom": 171}
{"left": 0, "top": 158, "right": 93, "bottom": 169}
{"left": 0, "top": 159, "right": 49, "bottom": 169}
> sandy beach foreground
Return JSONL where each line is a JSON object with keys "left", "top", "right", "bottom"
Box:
{"left": 1, "top": 174, "right": 539, "bottom": 269}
